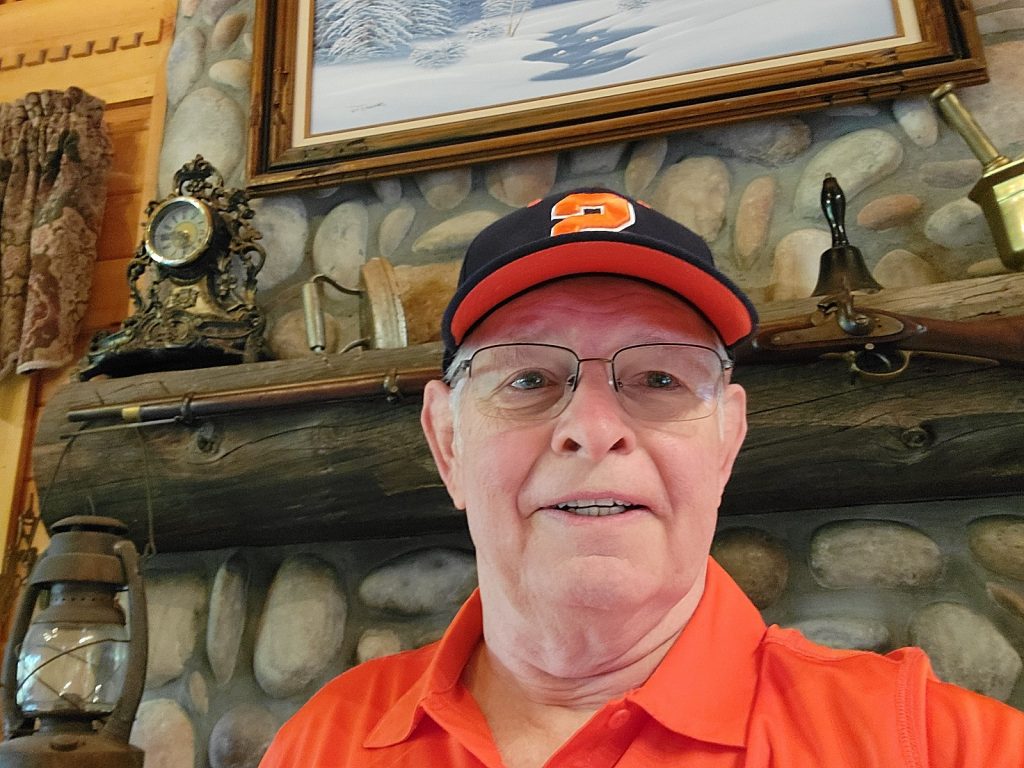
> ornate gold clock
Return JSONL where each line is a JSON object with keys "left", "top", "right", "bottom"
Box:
{"left": 79, "top": 156, "right": 268, "bottom": 379}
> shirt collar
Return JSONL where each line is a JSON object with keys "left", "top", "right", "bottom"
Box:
{"left": 364, "top": 590, "right": 485, "bottom": 748}
{"left": 365, "top": 557, "right": 766, "bottom": 750}
{"left": 629, "top": 557, "right": 766, "bottom": 747}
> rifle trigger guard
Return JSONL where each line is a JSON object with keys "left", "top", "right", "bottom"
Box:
{"left": 845, "top": 347, "right": 912, "bottom": 380}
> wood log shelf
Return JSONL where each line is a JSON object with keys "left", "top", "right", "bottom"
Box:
{"left": 32, "top": 273, "right": 1024, "bottom": 552}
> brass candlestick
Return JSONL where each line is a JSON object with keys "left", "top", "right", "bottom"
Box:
{"left": 931, "top": 83, "right": 1024, "bottom": 271}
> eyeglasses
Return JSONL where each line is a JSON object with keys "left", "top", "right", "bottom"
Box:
{"left": 449, "top": 342, "right": 732, "bottom": 423}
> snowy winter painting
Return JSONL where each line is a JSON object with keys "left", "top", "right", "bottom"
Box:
{"left": 299, "top": 0, "right": 910, "bottom": 140}
{"left": 248, "top": 0, "right": 985, "bottom": 189}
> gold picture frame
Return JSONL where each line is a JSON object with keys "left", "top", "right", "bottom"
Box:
{"left": 248, "top": 0, "right": 986, "bottom": 194}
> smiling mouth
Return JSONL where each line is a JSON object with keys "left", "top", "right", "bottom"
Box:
{"left": 553, "top": 498, "right": 641, "bottom": 517}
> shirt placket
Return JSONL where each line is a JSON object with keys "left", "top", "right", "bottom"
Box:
{"left": 544, "top": 702, "right": 644, "bottom": 768}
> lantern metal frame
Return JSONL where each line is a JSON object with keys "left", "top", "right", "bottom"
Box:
{"left": 0, "top": 516, "right": 147, "bottom": 768}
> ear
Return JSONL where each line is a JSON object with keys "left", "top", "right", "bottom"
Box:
{"left": 421, "top": 379, "right": 466, "bottom": 510}
{"left": 715, "top": 382, "right": 748, "bottom": 488}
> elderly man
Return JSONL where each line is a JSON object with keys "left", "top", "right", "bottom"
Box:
{"left": 260, "top": 188, "right": 1024, "bottom": 767}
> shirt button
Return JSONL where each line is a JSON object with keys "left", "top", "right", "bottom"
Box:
{"left": 607, "top": 708, "right": 631, "bottom": 730}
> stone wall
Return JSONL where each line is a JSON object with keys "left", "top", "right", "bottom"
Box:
{"left": 128, "top": 1, "right": 1024, "bottom": 766}
{"left": 132, "top": 499, "right": 1024, "bottom": 768}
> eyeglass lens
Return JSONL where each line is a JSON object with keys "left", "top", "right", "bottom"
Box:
{"left": 464, "top": 343, "right": 726, "bottom": 422}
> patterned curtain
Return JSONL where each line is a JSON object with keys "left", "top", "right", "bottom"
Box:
{"left": 0, "top": 87, "right": 112, "bottom": 378}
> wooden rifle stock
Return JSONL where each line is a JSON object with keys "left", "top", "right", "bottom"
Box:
{"left": 734, "top": 309, "right": 1024, "bottom": 367}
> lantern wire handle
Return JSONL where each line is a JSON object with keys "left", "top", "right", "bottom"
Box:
{"left": 131, "top": 427, "right": 158, "bottom": 560}
{"left": 100, "top": 540, "right": 147, "bottom": 745}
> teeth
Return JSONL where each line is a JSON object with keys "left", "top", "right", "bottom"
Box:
{"left": 555, "top": 498, "right": 634, "bottom": 516}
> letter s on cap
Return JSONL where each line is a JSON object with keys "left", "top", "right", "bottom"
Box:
{"left": 550, "top": 192, "right": 636, "bottom": 236}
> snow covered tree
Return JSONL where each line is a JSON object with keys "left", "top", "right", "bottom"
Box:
{"left": 408, "top": 0, "right": 456, "bottom": 39}
{"left": 481, "top": 0, "right": 533, "bottom": 35}
{"left": 451, "top": 0, "right": 483, "bottom": 26}
{"left": 317, "top": 0, "right": 413, "bottom": 63}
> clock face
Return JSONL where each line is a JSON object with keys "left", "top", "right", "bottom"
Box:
{"left": 145, "top": 196, "right": 215, "bottom": 267}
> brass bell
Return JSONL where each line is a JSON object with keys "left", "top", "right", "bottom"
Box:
{"left": 812, "top": 174, "right": 883, "bottom": 296}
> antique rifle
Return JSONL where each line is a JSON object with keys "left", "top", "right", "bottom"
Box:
{"left": 733, "top": 292, "right": 1024, "bottom": 377}
{"left": 733, "top": 174, "right": 1024, "bottom": 377}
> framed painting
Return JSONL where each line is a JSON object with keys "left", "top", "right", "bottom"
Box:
{"left": 247, "top": 0, "right": 986, "bottom": 193}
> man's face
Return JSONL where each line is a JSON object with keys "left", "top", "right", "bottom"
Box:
{"left": 422, "top": 277, "right": 747, "bottom": 619}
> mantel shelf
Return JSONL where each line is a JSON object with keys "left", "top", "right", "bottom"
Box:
{"left": 32, "top": 273, "right": 1024, "bottom": 552}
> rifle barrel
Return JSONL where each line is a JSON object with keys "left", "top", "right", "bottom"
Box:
{"left": 67, "top": 365, "right": 441, "bottom": 424}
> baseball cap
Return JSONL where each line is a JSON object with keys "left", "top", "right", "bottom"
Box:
{"left": 441, "top": 187, "right": 758, "bottom": 367}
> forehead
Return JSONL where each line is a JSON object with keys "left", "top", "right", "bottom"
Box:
{"left": 465, "top": 276, "right": 722, "bottom": 351}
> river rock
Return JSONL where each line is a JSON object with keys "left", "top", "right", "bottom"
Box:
{"left": 181, "top": 0, "right": 201, "bottom": 16}
{"left": 967, "top": 257, "right": 1011, "bottom": 277}
{"left": 210, "top": 59, "right": 250, "bottom": 90}
{"left": 166, "top": 27, "right": 206, "bottom": 107}
{"left": 793, "top": 129, "right": 904, "bottom": 218}
{"left": 189, "top": 671, "right": 209, "bottom": 715}
{"left": 416, "top": 168, "right": 472, "bottom": 210}
{"left": 920, "top": 159, "right": 981, "bottom": 188}
{"left": 207, "top": 553, "right": 249, "bottom": 686}
{"left": 988, "top": 583, "right": 1024, "bottom": 622}
{"left": 212, "top": 12, "right": 247, "bottom": 51}
{"left": 910, "top": 602, "right": 1022, "bottom": 701}
{"left": 254, "top": 555, "right": 347, "bottom": 698}
{"left": 856, "top": 194, "right": 922, "bottom": 230}
{"left": 872, "top": 249, "right": 942, "bottom": 289}
{"left": 373, "top": 178, "right": 403, "bottom": 205}
{"left": 968, "top": 515, "right": 1024, "bottom": 579}
{"left": 208, "top": 704, "right": 279, "bottom": 768}
{"left": 892, "top": 96, "right": 938, "bottom": 147}
{"left": 202, "top": 0, "right": 238, "bottom": 25}
{"left": 697, "top": 117, "right": 811, "bottom": 165}
{"left": 733, "top": 176, "right": 776, "bottom": 268}
{"left": 791, "top": 617, "right": 890, "bottom": 652}
{"left": 412, "top": 210, "right": 501, "bottom": 256}
{"left": 486, "top": 154, "right": 558, "bottom": 207}
{"left": 312, "top": 200, "right": 369, "bottom": 287}
{"left": 250, "top": 195, "right": 308, "bottom": 292}
{"left": 809, "top": 520, "right": 943, "bottom": 588}
{"left": 159, "top": 88, "right": 246, "bottom": 195}
{"left": 145, "top": 571, "right": 207, "bottom": 688}
{"left": 956, "top": 41, "right": 1024, "bottom": 151}
{"left": 711, "top": 527, "right": 789, "bottom": 608}
{"left": 359, "top": 548, "right": 477, "bottom": 615}
{"left": 357, "top": 628, "right": 404, "bottom": 663}
{"left": 569, "top": 142, "right": 626, "bottom": 175}
{"left": 766, "top": 228, "right": 831, "bottom": 301}
{"left": 651, "top": 156, "right": 730, "bottom": 242}
{"left": 978, "top": 9, "right": 1024, "bottom": 34}
{"left": 924, "top": 198, "right": 990, "bottom": 249}
{"left": 131, "top": 699, "right": 195, "bottom": 768}
{"left": 624, "top": 137, "right": 667, "bottom": 196}
{"left": 378, "top": 202, "right": 416, "bottom": 258}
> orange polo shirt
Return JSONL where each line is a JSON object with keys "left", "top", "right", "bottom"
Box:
{"left": 259, "top": 559, "right": 1024, "bottom": 767}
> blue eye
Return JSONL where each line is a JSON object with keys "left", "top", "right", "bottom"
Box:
{"left": 643, "top": 371, "right": 677, "bottom": 389}
{"left": 509, "top": 370, "right": 551, "bottom": 390}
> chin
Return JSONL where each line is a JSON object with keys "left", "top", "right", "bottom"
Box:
{"left": 540, "top": 556, "right": 670, "bottom": 612}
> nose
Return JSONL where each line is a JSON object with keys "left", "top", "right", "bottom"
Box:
{"left": 551, "top": 359, "right": 637, "bottom": 458}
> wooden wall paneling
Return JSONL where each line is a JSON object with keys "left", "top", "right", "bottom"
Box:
{"left": 0, "top": 0, "right": 178, "bottom": 581}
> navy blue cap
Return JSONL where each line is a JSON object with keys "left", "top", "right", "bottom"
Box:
{"left": 441, "top": 187, "right": 758, "bottom": 367}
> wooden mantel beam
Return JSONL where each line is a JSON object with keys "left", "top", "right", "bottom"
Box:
{"left": 32, "top": 274, "right": 1024, "bottom": 552}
